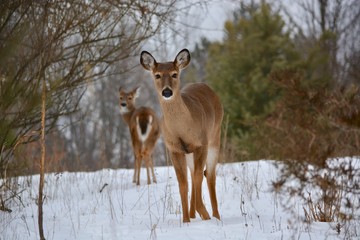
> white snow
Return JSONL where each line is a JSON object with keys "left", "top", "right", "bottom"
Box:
{"left": 1, "top": 160, "right": 358, "bottom": 239}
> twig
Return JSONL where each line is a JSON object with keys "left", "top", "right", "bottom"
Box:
{"left": 99, "top": 183, "right": 108, "bottom": 193}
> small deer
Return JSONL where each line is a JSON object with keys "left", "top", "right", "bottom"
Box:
{"left": 119, "top": 87, "right": 160, "bottom": 185}
{"left": 140, "top": 49, "right": 223, "bottom": 222}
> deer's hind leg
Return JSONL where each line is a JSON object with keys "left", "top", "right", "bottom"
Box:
{"left": 132, "top": 159, "right": 137, "bottom": 184}
{"left": 143, "top": 150, "right": 152, "bottom": 185}
{"left": 206, "top": 147, "right": 220, "bottom": 220}
{"left": 135, "top": 153, "right": 142, "bottom": 185}
{"left": 149, "top": 154, "right": 157, "bottom": 183}
{"left": 132, "top": 151, "right": 139, "bottom": 184}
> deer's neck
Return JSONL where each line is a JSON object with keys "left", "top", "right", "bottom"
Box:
{"left": 160, "top": 94, "right": 191, "bottom": 126}
{"left": 121, "top": 109, "right": 135, "bottom": 126}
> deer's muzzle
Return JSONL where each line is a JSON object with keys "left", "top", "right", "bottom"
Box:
{"left": 162, "top": 87, "right": 173, "bottom": 99}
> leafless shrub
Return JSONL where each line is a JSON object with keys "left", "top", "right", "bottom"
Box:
{"left": 253, "top": 70, "right": 360, "bottom": 225}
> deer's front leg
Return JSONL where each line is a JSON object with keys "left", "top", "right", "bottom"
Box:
{"left": 171, "top": 152, "right": 190, "bottom": 223}
{"left": 190, "top": 177, "right": 196, "bottom": 218}
{"left": 193, "top": 146, "right": 210, "bottom": 220}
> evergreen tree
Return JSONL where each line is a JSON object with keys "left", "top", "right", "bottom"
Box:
{"left": 206, "top": 3, "right": 300, "bottom": 156}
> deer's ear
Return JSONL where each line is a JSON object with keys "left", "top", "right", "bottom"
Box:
{"left": 140, "top": 51, "right": 157, "bottom": 71}
{"left": 133, "top": 86, "right": 141, "bottom": 99}
{"left": 174, "top": 49, "right": 190, "bottom": 70}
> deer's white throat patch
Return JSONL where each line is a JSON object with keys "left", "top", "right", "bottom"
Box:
{"left": 119, "top": 107, "right": 129, "bottom": 114}
{"left": 162, "top": 96, "right": 173, "bottom": 101}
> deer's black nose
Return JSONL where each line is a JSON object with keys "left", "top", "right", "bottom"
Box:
{"left": 121, "top": 103, "right": 126, "bottom": 107}
{"left": 162, "top": 88, "right": 173, "bottom": 98}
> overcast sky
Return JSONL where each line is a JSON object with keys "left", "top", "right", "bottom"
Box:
{"left": 192, "top": 0, "right": 300, "bottom": 42}
{"left": 193, "top": 1, "right": 237, "bottom": 42}
{"left": 143, "top": 1, "right": 239, "bottom": 58}
{"left": 141, "top": 0, "right": 301, "bottom": 60}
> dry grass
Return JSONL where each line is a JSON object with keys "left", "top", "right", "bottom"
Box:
{"left": 303, "top": 191, "right": 341, "bottom": 223}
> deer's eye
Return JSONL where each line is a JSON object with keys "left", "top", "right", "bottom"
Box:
{"left": 120, "top": 97, "right": 123, "bottom": 100}
{"left": 128, "top": 97, "right": 132, "bottom": 100}
{"left": 172, "top": 73, "right": 177, "bottom": 78}
{"left": 155, "top": 74, "right": 161, "bottom": 79}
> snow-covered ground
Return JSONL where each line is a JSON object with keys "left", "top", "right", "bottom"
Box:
{"left": 1, "top": 160, "right": 358, "bottom": 239}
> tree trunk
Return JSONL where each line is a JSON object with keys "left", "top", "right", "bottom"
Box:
{"left": 38, "top": 76, "right": 46, "bottom": 240}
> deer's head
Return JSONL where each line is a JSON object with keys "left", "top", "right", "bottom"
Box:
{"left": 140, "top": 49, "right": 190, "bottom": 101}
{"left": 118, "top": 87, "right": 140, "bottom": 114}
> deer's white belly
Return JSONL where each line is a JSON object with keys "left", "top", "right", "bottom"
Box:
{"left": 185, "top": 147, "right": 218, "bottom": 173}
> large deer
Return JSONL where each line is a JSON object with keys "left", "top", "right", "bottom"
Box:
{"left": 140, "top": 49, "right": 223, "bottom": 222}
{"left": 119, "top": 87, "right": 160, "bottom": 185}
